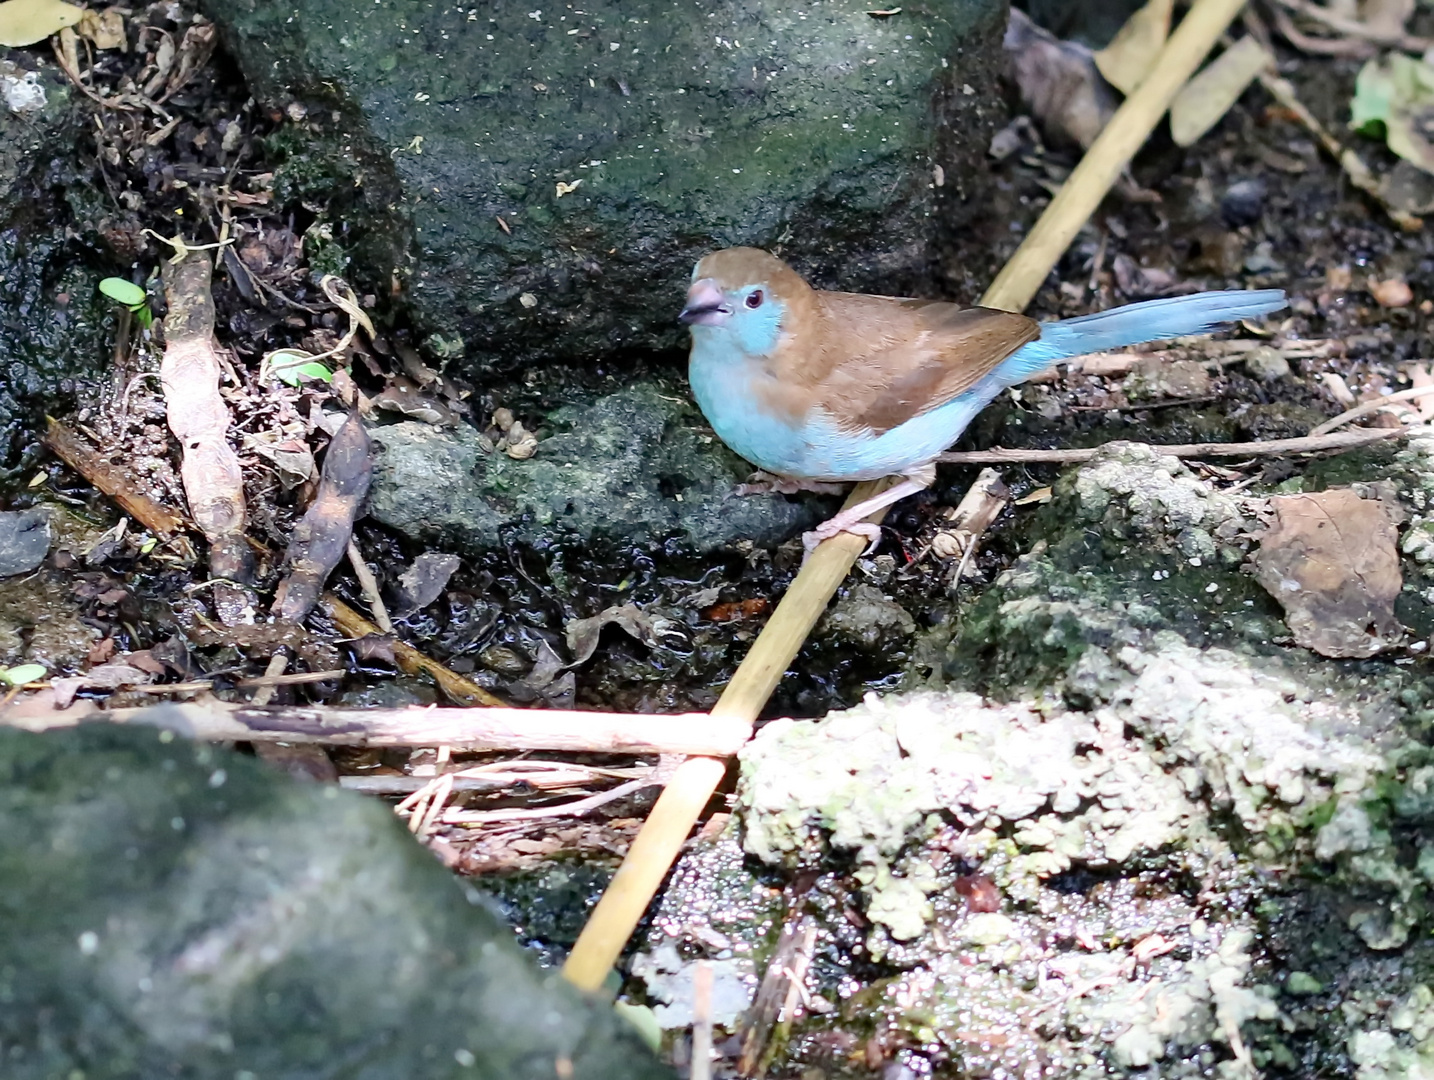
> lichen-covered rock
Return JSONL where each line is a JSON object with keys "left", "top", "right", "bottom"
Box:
{"left": 715, "top": 440, "right": 1434, "bottom": 1076}
{"left": 0, "top": 721, "right": 670, "bottom": 1079}
{"left": 367, "top": 383, "right": 822, "bottom": 551}
{"left": 199, "top": 0, "right": 1008, "bottom": 373}
{"left": 1061, "top": 441, "right": 1252, "bottom": 563}
{"left": 815, "top": 583, "right": 915, "bottom": 651}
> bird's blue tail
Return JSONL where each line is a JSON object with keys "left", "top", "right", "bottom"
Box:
{"left": 1000, "top": 289, "right": 1287, "bottom": 381}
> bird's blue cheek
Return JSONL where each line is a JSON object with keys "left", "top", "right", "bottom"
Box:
{"left": 731, "top": 299, "right": 785, "bottom": 357}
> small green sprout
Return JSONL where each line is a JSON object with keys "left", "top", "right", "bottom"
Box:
{"left": 99, "top": 277, "right": 153, "bottom": 329}
{"left": 263, "top": 349, "right": 335, "bottom": 387}
{"left": 0, "top": 663, "right": 47, "bottom": 687}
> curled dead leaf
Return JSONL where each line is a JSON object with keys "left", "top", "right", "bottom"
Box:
{"left": 1004, "top": 8, "right": 1117, "bottom": 151}
{"left": 77, "top": 6, "right": 125, "bottom": 50}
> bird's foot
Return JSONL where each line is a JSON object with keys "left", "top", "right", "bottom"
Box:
{"left": 733, "top": 472, "right": 846, "bottom": 498}
{"left": 802, "top": 517, "right": 883, "bottom": 558}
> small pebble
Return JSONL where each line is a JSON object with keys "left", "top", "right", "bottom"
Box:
{"left": 1221, "top": 178, "right": 1265, "bottom": 227}
{"left": 1243, "top": 346, "right": 1290, "bottom": 382}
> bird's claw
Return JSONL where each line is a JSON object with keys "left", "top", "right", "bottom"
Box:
{"left": 801, "top": 521, "right": 883, "bottom": 559}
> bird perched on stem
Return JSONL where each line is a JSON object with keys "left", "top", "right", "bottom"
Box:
{"left": 679, "top": 247, "right": 1286, "bottom": 552}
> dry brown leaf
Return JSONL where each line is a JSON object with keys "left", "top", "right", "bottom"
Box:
{"left": 1093, "top": 0, "right": 1172, "bottom": 95}
{"left": 1254, "top": 487, "right": 1404, "bottom": 658}
{"left": 564, "top": 604, "right": 685, "bottom": 667}
{"left": 77, "top": 6, "right": 125, "bottom": 49}
{"left": 1169, "top": 37, "right": 1272, "bottom": 147}
{"left": 0, "top": 0, "right": 81, "bottom": 45}
{"left": 1369, "top": 276, "right": 1414, "bottom": 307}
{"left": 1004, "top": 8, "right": 1118, "bottom": 151}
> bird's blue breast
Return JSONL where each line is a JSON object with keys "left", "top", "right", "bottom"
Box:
{"left": 688, "top": 333, "right": 816, "bottom": 476}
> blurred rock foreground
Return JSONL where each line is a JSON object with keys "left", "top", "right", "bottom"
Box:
{"left": 0, "top": 720, "right": 670, "bottom": 1080}
{"left": 198, "top": 0, "right": 1008, "bottom": 374}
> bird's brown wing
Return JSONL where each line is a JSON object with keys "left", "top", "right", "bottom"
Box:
{"left": 803, "top": 295, "right": 1041, "bottom": 435}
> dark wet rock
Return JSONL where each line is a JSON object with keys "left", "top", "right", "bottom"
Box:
{"left": 1, "top": 60, "right": 111, "bottom": 477}
{"left": 0, "top": 508, "right": 50, "bottom": 577}
{"left": 0, "top": 720, "right": 670, "bottom": 1079}
{"left": 816, "top": 583, "right": 915, "bottom": 651}
{"left": 199, "top": 0, "right": 1008, "bottom": 373}
{"left": 368, "top": 383, "right": 823, "bottom": 552}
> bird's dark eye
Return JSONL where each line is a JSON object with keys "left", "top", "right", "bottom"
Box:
{"left": 745, "top": 290, "right": 764, "bottom": 309}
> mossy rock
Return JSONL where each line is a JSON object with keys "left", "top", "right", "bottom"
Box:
{"left": 199, "top": 0, "right": 1008, "bottom": 374}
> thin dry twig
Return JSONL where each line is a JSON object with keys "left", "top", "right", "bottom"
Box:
{"left": 1268, "top": 2, "right": 1375, "bottom": 56}
{"left": 691, "top": 961, "right": 714, "bottom": 1080}
{"left": 1257, "top": 68, "right": 1423, "bottom": 231}
{"left": 324, "top": 594, "right": 507, "bottom": 708}
{"left": 340, "top": 762, "right": 653, "bottom": 796}
{"left": 347, "top": 540, "right": 393, "bottom": 633}
{"left": 739, "top": 915, "right": 819, "bottom": 1077}
{"left": 43, "top": 418, "right": 185, "bottom": 537}
{"left": 937, "top": 426, "right": 1410, "bottom": 465}
{"left": 1308, "top": 386, "right": 1434, "bottom": 435}
{"left": 1271, "top": 0, "right": 1431, "bottom": 50}
{"left": 249, "top": 650, "right": 289, "bottom": 708}
{"left": 440, "top": 774, "right": 662, "bottom": 826}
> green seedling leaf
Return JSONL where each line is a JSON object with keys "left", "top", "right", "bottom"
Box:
{"left": 1351, "top": 53, "right": 1434, "bottom": 174}
{"left": 138, "top": 536, "right": 158, "bottom": 555}
{"left": 276, "top": 361, "right": 334, "bottom": 386}
{"left": 1, "top": 663, "right": 47, "bottom": 687}
{"left": 98, "top": 277, "right": 147, "bottom": 307}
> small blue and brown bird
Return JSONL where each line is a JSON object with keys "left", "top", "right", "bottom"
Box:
{"left": 679, "top": 247, "right": 1286, "bottom": 550}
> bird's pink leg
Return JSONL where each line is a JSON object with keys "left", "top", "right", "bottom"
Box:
{"left": 802, "top": 464, "right": 936, "bottom": 556}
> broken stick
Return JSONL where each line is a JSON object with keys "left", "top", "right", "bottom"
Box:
{"left": 161, "top": 250, "right": 253, "bottom": 582}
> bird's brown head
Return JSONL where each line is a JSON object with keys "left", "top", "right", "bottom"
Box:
{"left": 679, "top": 247, "right": 814, "bottom": 357}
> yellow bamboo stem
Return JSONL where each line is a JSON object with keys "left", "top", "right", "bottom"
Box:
{"left": 562, "top": 0, "right": 1250, "bottom": 994}
{"left": 560, "top": 483, "right": 883, "bottom": 993}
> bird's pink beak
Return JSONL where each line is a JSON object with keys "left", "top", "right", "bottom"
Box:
{"left": 679, "top": 278, "right": 731, "bottom": 326}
